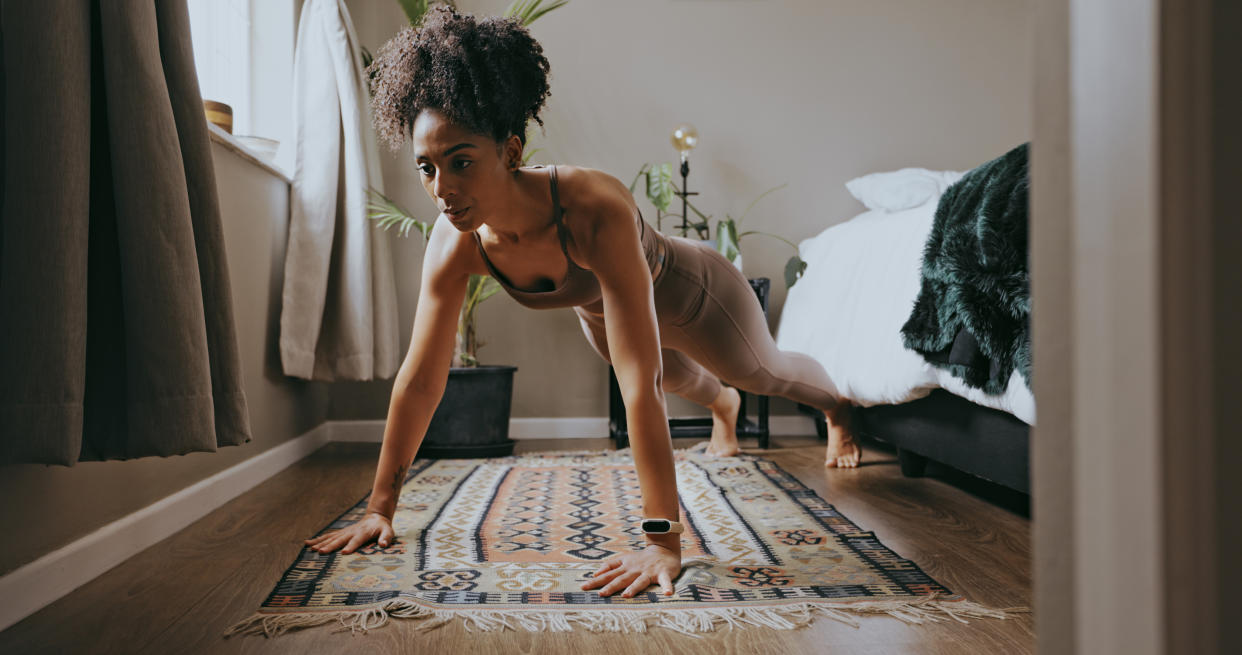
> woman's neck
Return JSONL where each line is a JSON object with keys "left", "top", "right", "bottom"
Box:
{"left": 481, "top": 166, "right": 557, "bottom": 244}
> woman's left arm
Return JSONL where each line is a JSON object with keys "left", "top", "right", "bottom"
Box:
{"left": 572, "top": 179, "right": 681, "bottom": 599}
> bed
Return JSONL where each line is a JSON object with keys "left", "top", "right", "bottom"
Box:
{"left": 776, "top": 162, "right": 1034, "bottom": 494}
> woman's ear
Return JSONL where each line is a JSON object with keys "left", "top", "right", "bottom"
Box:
{"left": 504, "top": 134, "right": 524, "bottom": 170}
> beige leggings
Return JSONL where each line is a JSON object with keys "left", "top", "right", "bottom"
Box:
{"left": 572, "top": 236, "right": 840, "bottom": 412}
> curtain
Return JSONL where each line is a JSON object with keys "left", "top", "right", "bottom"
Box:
{"left": 279, "top": 0, "right": 399, "bottom": 381}
{"left": 0, "top": 0, "right": 251, "bottom": 465}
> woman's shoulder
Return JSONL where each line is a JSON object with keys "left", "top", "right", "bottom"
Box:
{"left": 424, "top": 213, "right": 489, "bottom": 278}
{"left": 553, "top": 166, "right": 638, "bottom": 237}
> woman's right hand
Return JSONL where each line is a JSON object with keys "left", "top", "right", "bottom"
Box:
{"left": 303, "top": 511, "right": 395, "bottom": 555}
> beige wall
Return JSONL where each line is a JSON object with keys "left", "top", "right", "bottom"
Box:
{"left": 333, "top": 0, "right": 1034, "bottom": 422}
{"left": 0, "top": 145, "right": 330, "bottom": 577}
{"left": 0, "top": 0, "right": 1033, "bottom": 588}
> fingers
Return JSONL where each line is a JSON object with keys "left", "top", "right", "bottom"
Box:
{"left": 323, "top": 534, "right": 351, "bottom": 553}
{"left": 307, "top": 533, "right": 343, "bottom": 553}
{"left": 581, "top": 566, "right": 625, "bottom": 591}
{"left": 303, "top": 531, "right": 333, "bottom": 546}
{"left": 658, "top": 571, "right": 674, "bottom": 596}
{"left": 621, "top": 574, "right": 652, "bottom": 598}
{"left": 593, "top": 559, "right": 621, "bottom": 577}
{"left": 340, "top": 534, "right": 364, "bottom": 554}
{"left": 378, "top": 524, "right": 394, "bottom": 548}
{"left": 580, "top": 558, "right": 623, "bottom": 590}
{"left": 598, "top": 570, "right": 642, "bottom": 597}
{"left": 305, "top": 531, "right": 356, "bottom": 554}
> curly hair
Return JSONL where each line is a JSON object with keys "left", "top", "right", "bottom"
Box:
{"left": 367, "top": 5, "right": 552, "bottom": 152}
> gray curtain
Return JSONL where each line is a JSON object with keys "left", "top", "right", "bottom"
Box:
{"left": 0, "top": 0, "right": 252, "bottom": 465}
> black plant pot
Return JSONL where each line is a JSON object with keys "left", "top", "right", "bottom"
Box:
{"left": 419, "top": 365, "right": 518, "bottom": 458}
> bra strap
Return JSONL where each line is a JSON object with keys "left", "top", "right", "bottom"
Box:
{"left": 548, "top": 166, "right": 572, "bottom": 257}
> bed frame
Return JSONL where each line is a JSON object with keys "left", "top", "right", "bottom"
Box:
{"left": 798, "top": 390, "right": 1030, "bottom": 494}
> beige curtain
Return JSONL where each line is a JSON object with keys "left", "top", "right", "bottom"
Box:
{"left": 0, "top": 0, "right": 252, "bottom": 465}
{"left": 279, "top": 0, "right": 400, "bottom": 381}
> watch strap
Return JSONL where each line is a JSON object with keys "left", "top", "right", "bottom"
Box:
{"left": 639, "top": 518, "right": 685, "bottom": 534}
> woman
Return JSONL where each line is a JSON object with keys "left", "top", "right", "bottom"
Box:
{"left": 304, "top": 7, "right": 859, "bottom": 599}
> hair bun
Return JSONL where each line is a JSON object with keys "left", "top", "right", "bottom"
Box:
{"left": 367, "top": 5, "right": 552, "bottom": 151}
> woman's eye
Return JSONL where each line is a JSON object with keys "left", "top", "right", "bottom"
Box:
{"left": 454, "top": 160, "right": 472, "bottom": 170}
{"left": 417, "top": 164, "right": 434, "bottom": 176}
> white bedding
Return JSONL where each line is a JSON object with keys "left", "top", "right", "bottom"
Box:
{"left": 775, "top": 200, "right": 1036, "bottom": 425}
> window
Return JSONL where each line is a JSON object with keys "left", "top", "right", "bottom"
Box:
{"left": 188, "top": 0, "right": 296, "bottom": 165}
{"left": 188, "top": 0, "right": 251, "bottom": 133}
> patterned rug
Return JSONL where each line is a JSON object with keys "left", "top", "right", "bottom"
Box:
{"left": 225, "top": 447, "right": 1010, "bottom": 637}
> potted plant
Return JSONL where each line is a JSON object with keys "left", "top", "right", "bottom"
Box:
{"left": 363, "top": 0, "right": 568, "bottom": 458}
{"left": 629, "top": 163, "right": 808, "bottom": 290}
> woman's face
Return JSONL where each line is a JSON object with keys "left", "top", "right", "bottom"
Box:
{"left": 411, "top": 109, "right": 516, "bottom": 232}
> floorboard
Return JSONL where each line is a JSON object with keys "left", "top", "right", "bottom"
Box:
{"left": 0, "top": 435, "right": 1033, "bottom": 654}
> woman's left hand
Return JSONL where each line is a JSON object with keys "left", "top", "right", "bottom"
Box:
{"left": 580, "top": 543, "right": 681, "bottom": 598}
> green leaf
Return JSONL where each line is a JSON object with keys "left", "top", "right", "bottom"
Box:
{"left": 784, "top": 255, "right": 807, "bottom": 289}
{"left": 366, "top": 187, "right": 430, "bottom": 243}
{"left": 504, "top": 0, "right": 569, "bottom": 26}
{"left": 738, "top": 229, "right": 800, "bottom": 252}
{"left": 685, "top": 201, "right": 711, "bottom": 223}
{"left": 628, "top": 164, "right": 649, "bottom": 194}
{"left": 646, "top": 163, "right": 674, "bottom": 212}
{"left": 397, "top": 0, "right": 431, "bottom": 25}
{"left": 716, "top": 218, "right": 740, "bottom": 264}
{"left": 477, "top": 276, "right": 502, "bottom": 303}
{"left": 463, "top": 275, "right": 500, "bottom": 314}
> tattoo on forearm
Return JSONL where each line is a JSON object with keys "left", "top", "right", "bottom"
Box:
{"left": 391, "top": 462, "right": 409, "bottom": 496}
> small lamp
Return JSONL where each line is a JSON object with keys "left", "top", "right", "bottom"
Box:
{"left": 670, "top": 123, "right": 700, "bottom": 235}
{"left": 670, "top": 123, "right": 698, "bottom": 162}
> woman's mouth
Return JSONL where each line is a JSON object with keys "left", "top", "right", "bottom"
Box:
{"left": 445, "top": 207, "right": 471, "bottom": 221}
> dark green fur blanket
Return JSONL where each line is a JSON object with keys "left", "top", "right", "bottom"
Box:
{"left": 900, "top": 143, "right": 1032, "bottom": 394}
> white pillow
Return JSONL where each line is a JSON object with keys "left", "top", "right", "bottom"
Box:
{"left": 845, "top": 167, "right": 965, "bottom": 213}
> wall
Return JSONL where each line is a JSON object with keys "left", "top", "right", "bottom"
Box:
{"left": 331, "top": 0, "right": 1034, "bottom": 423}
{"left": 0, "top": 145, "right": 330, "bottom": 577}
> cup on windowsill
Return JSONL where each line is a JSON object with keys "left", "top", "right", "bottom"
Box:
{"left": 203, "top": 100, "right": 233, "bottom": 134}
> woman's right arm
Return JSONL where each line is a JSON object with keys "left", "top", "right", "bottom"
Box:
{"left": 305, "top": 215, "right": 471, "bottom": 554}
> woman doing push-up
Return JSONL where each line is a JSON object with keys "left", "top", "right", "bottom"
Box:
{"left": 304, "top": 6, "right": 859, "bottom": 599}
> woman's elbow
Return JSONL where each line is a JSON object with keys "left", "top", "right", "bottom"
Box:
{"left": 393, "top": 367, "right": 446, "bottom": 401}
{"left": 619, "top": 372, "right": 664, "bottom": 410}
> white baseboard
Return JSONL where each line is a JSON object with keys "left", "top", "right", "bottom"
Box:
{"left": 0, "top": 414, "right": 820, "bottom": 632}
{"left": 0, "top": 422, "right": 334, "bottom": 634}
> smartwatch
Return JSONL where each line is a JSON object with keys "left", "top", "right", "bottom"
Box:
{"left": 639, "top": 518, "right": 685, "bottom": 535}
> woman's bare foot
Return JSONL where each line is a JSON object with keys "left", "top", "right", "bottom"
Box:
{"left": 705, "top": 386, "right": 742, "bottom": 457}
{"left": 824, "top": 400, "right": 861, "bottom": 468}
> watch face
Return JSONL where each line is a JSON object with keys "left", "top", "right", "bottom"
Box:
{"left": 641, "top": 519, "right": 671, "bottom": 533}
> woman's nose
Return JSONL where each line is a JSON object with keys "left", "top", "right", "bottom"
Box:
{"left": 433, "top": 176, "right": 456, "bottom": 201}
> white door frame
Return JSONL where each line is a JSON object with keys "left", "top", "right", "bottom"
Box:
{"left": 1032, "top": 0, "right": 1239, "bottom": 653}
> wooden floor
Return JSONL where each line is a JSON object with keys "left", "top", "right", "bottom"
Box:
{"left": 0, "top": 436, "right": 1033, "bottom": 654}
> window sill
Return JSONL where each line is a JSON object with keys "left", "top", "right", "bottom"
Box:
{"left": 207, "top": 122, "right": 292, "bottom": 184}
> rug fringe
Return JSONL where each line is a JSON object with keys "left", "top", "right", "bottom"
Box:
{"left": 223, "top": 596, "right": 1024, "bottom": 639}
